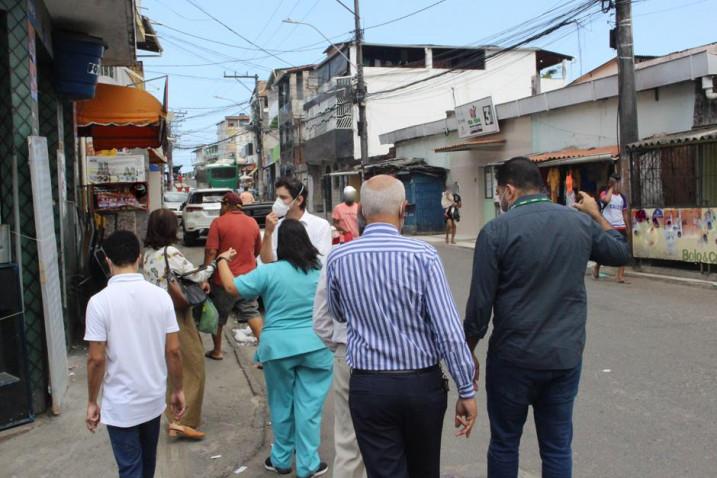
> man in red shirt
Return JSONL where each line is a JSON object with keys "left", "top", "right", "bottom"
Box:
{"left": 204, "top": 192, "right": 262, "bottom": 360}
{"left": 332, "top": 186, "right": 360, "bottom": 243}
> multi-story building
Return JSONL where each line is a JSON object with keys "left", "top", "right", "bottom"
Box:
{"left": 265, "top": 65, "right": 318, "bottom": 203}
{"left": 251, "top": 79, "right": 280, "bottom": 197}
{"left": 216, "top": 114, "right": 252, "bottom": 162}
{"left": 302, "top": 41, "right": 572, "bottom": 213}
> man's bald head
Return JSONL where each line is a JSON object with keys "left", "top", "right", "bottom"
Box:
{"left": 360, "top": 175, "right": 406, "bottom": 223}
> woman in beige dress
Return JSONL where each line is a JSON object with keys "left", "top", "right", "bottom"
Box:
{"left": 143, "top": 208, "right": 216, "bottom": 440}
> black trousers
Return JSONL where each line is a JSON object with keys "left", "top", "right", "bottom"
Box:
{"left": 348, "top": 368, "right": 448, "bottom": 478}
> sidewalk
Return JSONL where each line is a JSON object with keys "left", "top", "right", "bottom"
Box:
{"left": 0, "top": 332, "right": 265, "bottom": 478}
{"left": 419, "top": 234, "right": 717, "bottom": 289}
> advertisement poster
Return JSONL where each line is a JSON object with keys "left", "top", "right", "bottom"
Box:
{"left": 631, "top": 208, "right": 717, "bottom": 264}
{"left": 455, "top": 96, "right": 499, "bottom": 139}
{"left": 87, "top": 154, "right": 145, "bottom": 184}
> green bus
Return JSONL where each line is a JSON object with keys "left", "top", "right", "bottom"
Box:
{"left": 195, "top": 162, "right": 238, "bottom": 189}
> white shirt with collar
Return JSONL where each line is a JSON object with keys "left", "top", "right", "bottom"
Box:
{"left": 84, "top": 273, "right": 179, "bottom": 428}
{"left": 272, "top": 210, "right": 333, "bottom": 266}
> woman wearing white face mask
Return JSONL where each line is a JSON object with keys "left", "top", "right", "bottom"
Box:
{"left": 260, "top": 176, "right": 333, "bottom": 267}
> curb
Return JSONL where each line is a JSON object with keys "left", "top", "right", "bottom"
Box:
{"left": 585, "top": 263, "right": 717, "bottom": 290}
{"left": 423, "top": 237, "right": 716, "bottom": 290}
{"left": 221, "top": 327, "right": 268, "bottom": 477}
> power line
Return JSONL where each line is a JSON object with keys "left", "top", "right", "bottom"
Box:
{"left": 272, "top": 0, "right": 323, "bottom": 51}
{"left": 364, "top": 0, "right": 449, "bottom": 30}
{"left": 148, "top": 0, "right": 210, "bottom": 22}
{"left": 145, "top": 70, "right": 240, "bottom": 82}
{"left": 254, "top": 0, "right": 287, "bottom": 43}
{"left": 367, "top": 0, "right": 601, "bottom": 99}
{"left": 264, "top": 0, "right": 302, "bottom": 49}
{"left": 151, "top": 0, "right": 463, "bottom": 58}
{"left": 184, "top": 0, "right": 294, "bottom": 67}
{"left": 334, "top": 0, "right": 355, "bottom": 15}
{"left": 148, "top": 36, "right": 272, "bottom": 69}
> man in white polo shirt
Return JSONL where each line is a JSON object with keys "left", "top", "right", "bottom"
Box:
{"left": 261, "top": 176, "right": 332, "bottom": 265}
{"left": 85, "top": 230, "right": 185, "bottom": 478}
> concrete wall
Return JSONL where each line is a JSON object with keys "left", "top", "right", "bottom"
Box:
{"left": 531, "top": 81, "right": 695, "bottom": 152}
{"left": 357, "top": 50, "right": 548, "bottom": 159}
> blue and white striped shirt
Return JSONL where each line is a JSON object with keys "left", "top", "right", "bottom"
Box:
{"left": 326, "top": 223, "right": 476, "bottom": 398}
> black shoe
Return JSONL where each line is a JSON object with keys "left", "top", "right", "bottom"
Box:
{"left": 264, "top": 457, "right": 291, "bottom": 475}
{"left": 307, "top": 462, "right": 329, "bottom": 477}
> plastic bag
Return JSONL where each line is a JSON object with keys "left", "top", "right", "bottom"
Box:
{"left": 194, "top": 298, "right": 219, "bottom": 335}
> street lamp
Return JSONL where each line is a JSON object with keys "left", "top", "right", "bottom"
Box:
{"left": 282, "top": 18, "right": 357, "bottom": 69}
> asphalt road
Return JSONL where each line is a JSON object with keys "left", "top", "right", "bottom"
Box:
{"left": 182, "top": 241, "right": 717, "bottom": 478}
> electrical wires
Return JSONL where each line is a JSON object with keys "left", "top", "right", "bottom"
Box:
{"left": 367, "top": 0, "right": 603, "bottom": 100}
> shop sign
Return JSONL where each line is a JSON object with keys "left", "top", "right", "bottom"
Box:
{"left": 87, "top": 154, "right": 145, "bottom": 184}
{"left": 631, "top": 208, "right": 717, "bottom": 264}
{"left": 455, "top": 96, "right": 499, "bottom": 139}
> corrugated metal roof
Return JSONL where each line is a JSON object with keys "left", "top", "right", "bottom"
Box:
{"left": 434, "top": 135, "right": 505, "bottom": 153}
{"left": 529, "top": 145, "right": 618, "bottom": 162}
{"left": 627, "top": 127, "right": 717, "bottom": 150}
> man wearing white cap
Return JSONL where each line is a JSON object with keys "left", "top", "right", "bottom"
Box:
{"left": 332, "top": 186, "right": 360, "bottom": 243}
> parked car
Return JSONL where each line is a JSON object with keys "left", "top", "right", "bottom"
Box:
{"left": 181, "top": 188, "right": 231, "bottom": 246}
{"left": 164, "top": 191, "right": 188, "bottom": 223}
{"left": 241, "top": 201, "right": 273, "bottom": 228}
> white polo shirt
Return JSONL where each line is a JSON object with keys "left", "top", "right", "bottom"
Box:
{"left": 84, "top": 273, "right": 179, "bottom": 428}
{"left": 272, "top": 211, "right": 333, "bottom": 266}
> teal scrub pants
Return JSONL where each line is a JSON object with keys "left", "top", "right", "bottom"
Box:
{"left": 263, "top": 348, "right": 333, "bottom": 477}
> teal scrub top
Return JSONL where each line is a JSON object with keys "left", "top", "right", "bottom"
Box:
{"left": 234, "top": 261, "right": 326, "bottom": 363}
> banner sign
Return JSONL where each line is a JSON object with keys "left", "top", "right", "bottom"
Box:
{"left": 455, "top": 96, "right": 499, "bottom": 139}
{"left": 631, "top": 208, "right": 717, "bottom": 264}
{"left": 87, "top": 154, "right": 145, "bottom": 184}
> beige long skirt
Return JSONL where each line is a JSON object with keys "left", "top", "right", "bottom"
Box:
{"left": 166, "top": 307, "right": 206, "bottom": 429}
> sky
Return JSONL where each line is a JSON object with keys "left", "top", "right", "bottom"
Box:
{"left": 138, "top": 0, "right": 717, "bottom": 170}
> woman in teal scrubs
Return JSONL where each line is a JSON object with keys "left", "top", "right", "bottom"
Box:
{"left": 216, "top": 219, "right": 332, "bottom": 478}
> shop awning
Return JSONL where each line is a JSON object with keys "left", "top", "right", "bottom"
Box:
{"left": 77, "top": 83, "right": 164, "bottom": 126}
{"left": 434, "top": 135, "right": 505, "bottom": 153}
{"left": 77, "top": 83, "right": 165, "bottom": 150}
{"left": 530, "top": 145, "right": 618, "bottom": 167}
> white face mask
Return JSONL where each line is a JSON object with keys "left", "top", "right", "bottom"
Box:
{"left": 272, "top": 197, "right": 291, "bottom": 218}
{"left": 272, "top": 183, "right": 305, "bottom": 218}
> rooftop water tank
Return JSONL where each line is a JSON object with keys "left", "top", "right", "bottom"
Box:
{"left": 53, "top": 32, "right": 105, "bottom": 100}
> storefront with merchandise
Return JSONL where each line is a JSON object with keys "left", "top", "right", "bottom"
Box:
{"left": 75, "top": 82, "right": 168, "bottom": 305}
{"left": 529, "top": 145, "right": 619, "bottom": 206}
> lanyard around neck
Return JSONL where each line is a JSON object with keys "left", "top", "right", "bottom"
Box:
{"left": 511, "top": 196, "right": 552, "bottom": 210}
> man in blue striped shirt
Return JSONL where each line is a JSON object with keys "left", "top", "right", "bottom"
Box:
{"left": 326, "top": 175, "right": 477, "bottom": 478}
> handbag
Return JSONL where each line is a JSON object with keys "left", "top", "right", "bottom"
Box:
{"left": 194, "top": 298, "right": 219, "bottom": 335}
{"left": 164, "top": 246, "right": 207, "bottom": 311}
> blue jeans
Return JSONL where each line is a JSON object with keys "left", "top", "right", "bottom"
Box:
{"left": 486, "top": 357, "right": 581, "bottom": 478}
{"left": 106, "top": 415, "right": 161, "bottom": 478}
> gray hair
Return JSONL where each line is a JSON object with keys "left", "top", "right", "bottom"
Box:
{"left": 360, "top": 175, "right": 406, "bottom": 218}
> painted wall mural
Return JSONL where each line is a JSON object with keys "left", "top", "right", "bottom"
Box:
{"left": 631, "top": 208, "right": 717, "bottom": 264}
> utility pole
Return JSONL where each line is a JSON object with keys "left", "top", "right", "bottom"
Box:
{"left": 223, "top": 72, "right": 264, "bottom": 198}
{"left": 615, "top": 0, "right": 638, "bottom": 199}
{"left": 353, "top": 0, "right": 369, "bottom": 167}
